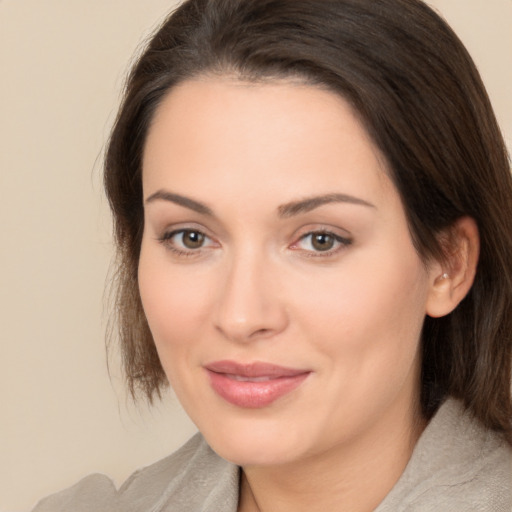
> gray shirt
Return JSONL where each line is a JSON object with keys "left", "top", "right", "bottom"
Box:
{"left": 32, "top": 399, "right": 512, "bottom": 511}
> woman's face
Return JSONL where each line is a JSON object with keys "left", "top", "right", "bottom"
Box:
{"left": 139, "top": 78, "right": 439, "bottom": 467}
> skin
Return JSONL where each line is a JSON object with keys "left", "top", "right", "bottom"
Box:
{"left": 138, "top": 78, "right": 471, "bottom": 511}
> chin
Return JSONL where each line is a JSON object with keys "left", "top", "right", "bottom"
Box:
{"left": 211, "top": 438, "right": 302, "bottom": 468}
{"left": 199, "top": 415, "right": 311, "bottom": 467}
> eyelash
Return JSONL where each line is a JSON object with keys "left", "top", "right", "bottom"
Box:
{"left": 158, "top": 229, "right": 215, "bottom": 257}
{"left": 157, "top": 228, "right": 352, "bottom": 258}
{"left": 291, "top": 231, "right": 352, "bottom": 257}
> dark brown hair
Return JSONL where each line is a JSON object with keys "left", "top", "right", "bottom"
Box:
{"left": 105, "top": 0, "right": 512, "bottom": 441}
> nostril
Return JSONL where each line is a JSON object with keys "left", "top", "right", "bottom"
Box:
{"left": 250, "top": 328, "right": 271, "bottom": 338}
{"left": 213, "top": 271, "right": 289, "bottom": 342}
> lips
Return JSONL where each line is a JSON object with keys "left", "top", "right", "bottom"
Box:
{"left": 205, "top": 360, "right": 310, "bottom": 408}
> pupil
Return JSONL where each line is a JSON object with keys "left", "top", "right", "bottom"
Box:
{"left": 312, "top": 233, "right": 334, "bottom": 251}
{"left": 183, "top": 231, "right": 204, "bottom": 249}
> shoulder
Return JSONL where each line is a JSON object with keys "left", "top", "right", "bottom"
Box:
{"left": 376, "top": 398, "right": 512, "bottom": 511}
{"left": 31, "top": 433, "right": 239, "bottom": 512}
{"left": 30, "top": 473, "right": 119, "bottom": 512}
{"left": 119, "top": 432, "right": 239, "bottom": 512}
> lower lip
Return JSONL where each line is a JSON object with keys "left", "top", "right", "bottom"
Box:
{"left": 206, "top": 370, "right": 310, "bottom": 408}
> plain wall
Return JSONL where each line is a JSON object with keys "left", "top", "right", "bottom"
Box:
{"left": 0, "top": 1, "right": 510, "bottom": 510}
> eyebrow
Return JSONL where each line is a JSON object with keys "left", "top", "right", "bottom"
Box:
{"left": 145, "top": 190, "right": 214, "bottom": 216}
{"left": 277, "top": 193, "right": 375, "bottom": 217}
{"left": 145, "top": 190, "right": 375, "bottom": 217}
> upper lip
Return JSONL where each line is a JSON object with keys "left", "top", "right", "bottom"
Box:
{"left": 205, "top": 360, "right": 309, "bottom": 378}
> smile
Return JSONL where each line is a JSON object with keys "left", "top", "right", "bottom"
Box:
{"left": 204, "top": 360, "right": 311, "bottom": 408}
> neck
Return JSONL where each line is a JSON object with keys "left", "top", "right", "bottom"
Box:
{"left": 238, "top": 397, "right": 426, "bottom": 512}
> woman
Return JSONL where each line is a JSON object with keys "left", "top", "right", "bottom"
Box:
{"left": 34, "top": 0, "right": 512, "bottom": 510}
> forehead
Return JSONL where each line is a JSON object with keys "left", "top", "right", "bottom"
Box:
{"left": 142, "top": 78, "right": 394, "bottom": 210}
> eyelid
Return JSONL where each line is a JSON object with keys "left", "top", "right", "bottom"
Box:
{"left": 156, "top": 221, "right": 216, "bottom": 241}
{"left": 157, "top": 225, "right": 220, "bottom": 256}
{"left": 289, "top": 226, "right": 353, "bottom": 256}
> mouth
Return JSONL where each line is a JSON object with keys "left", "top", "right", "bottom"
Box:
{"left": 204, "top": 360, "right": 311, "bottom": 408}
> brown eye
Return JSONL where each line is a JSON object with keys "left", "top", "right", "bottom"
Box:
{"left": 159, "top": 228, "right": 216, "bottom": 256}
{"left": 311, "top": 233, "right": 335, "bottom": 251}
{"left": 292, "top": 230, "right": 352, "bottom": 256}
{"left": 181, "top": 230, "right": 205, "bottom": 249}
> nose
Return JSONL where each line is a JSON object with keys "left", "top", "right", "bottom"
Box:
{"left": 213, "top": 249, "right": 289, "bottom": 343}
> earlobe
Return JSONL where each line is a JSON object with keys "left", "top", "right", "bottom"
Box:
{"left": 426, "top": 216, "right": 480, "bottom": 318}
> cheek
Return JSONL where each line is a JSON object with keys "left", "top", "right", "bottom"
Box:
{"left": 290, "top": 246, "right": 429, "bottom": 369}
{"left": 138, "top": 246, "right": 213, "bottom": 358}
{"left": 289, "top": 252, "right": 429, "bottom": 432}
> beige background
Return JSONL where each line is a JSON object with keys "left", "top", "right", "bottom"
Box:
{"left": 1, "top": 1, "right": 510, "bottom": 511}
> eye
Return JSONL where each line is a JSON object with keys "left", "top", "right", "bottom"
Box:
{"left": 177, "top": 230, "right": 206, "bottom": 249}
{"left": 159, "top": 228, "right": 215, "bottom": 255}
{"left": 292, "top": 230, "right": 352, "bottom": 255}
{"left": 309, "top": 232, "right": 337, "bottom": 251}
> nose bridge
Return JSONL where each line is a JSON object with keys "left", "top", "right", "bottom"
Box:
{"left": 214, "top": 243, "right": 287, "bottom": 342}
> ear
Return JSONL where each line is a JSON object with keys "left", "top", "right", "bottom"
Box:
{"left": 426, "top": 216, "right": 480, "bottom": 318}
